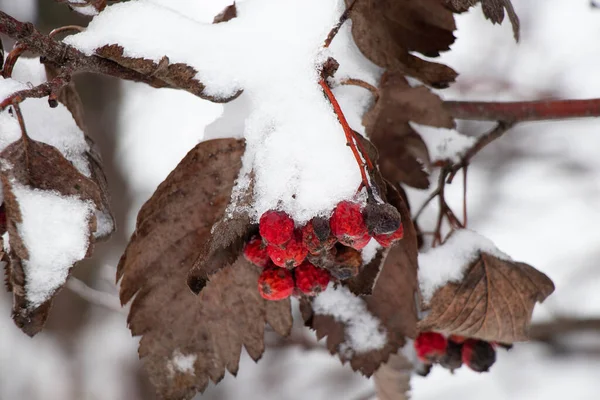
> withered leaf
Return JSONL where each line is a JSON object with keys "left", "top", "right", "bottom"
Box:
{"left": 301, "top": 184, "right": 418, "bottom": 375}
{"left": 45, "top": 63, "right": 115, "bottom": 240}
{"left": 1, "top": 132, "right": 104, "bottom": 336}
{"left": 346, "top": 0, "right": 459, "bottom": 87}
{"left": 94, "top": 45, "right": 241, "bottom": 103}
{"left": 418, "top": 252, "right": 555, "bottom": 343}
{"left": 213, "top": 3, "right": 237, "bottom": 23}
{"left": 118, "top": 138, "right": 292, "bottom": 399}
{"left": 446, "top": 0, "right": 520, "bottom": 41}
{"left": 365, "top": 73, "right": 454, "bottom": 189}
{"left": 373, "top": 353, "right": 413, "bottom": 400}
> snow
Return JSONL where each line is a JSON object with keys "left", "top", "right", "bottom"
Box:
{"left": 418, "top": 229, "right": 511, "bottom": 304}
{"left": 312, "top": 284, "right": 387, "bottom": 355}
{"left": 412, "top": 123, "right": 477, "bottom": 163}
{"left": 360, "top": 239, "right": 380, "bottom": 265}
{"left": 167, "top": 350, "right": 196, "bottom": 376}
{"left": 0, "top": 58, "right": 92, "bottom": 178}
{"left": 64, "top": 0, "right": 379, "bottom": 224}
{"left": 10, "top": 183, "right": 94, "bottom": 307}
{"left": 66, "top": 0, "right": 98, "bottom": 16}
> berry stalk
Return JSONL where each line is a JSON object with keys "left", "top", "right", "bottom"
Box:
{"left": 319, "top": 79, "right": 371, "bottom": 192}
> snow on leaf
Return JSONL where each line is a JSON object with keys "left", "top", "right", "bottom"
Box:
{"left": 346, "top": 0, "right": 459, "bottom": 87}
{"left": 417, "top": 231, "right": 554, "bottom": 343}
{"left": 446, "top": 0, "right": 520, "bottom": 41}
{"left": 301, "top": 183, "right": 418, "bottom": 376}
{"left": 418, "top": 229, "right": 510, "bottom": 303}
{"left": 412, "top": 123, "right": 477, "bottom": 163}
{"left": 0, "top": 122, "right": 106, "bottom": 335}
{"left": 118, "top": 138, "right": 292, "bottom": 399}
{"left": 365, "top": 72, "right": 454, "bottom": 189}
{"left": 64, "top": 0, "right": 373, "bottom": 224}
{"left": 64, "top": 0, "right": 106, "bottom": 16}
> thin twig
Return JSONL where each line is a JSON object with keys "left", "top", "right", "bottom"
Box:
{"left": 0, "top": 73, "right": 72, "bottom": 110}
{"left": 445, "top": 98, "right": 600, "bottom": 122}
{"left": 339, "top": 78, "right": 380, "bottom": 100}
{"left": 66, "top": 277, "right": 125, "bottom": 314}
{"left": 49, "top": 25, "right": 85, "bottom": 38}
{"left": 324, "top": 0, "right": 358, "bottom": 48}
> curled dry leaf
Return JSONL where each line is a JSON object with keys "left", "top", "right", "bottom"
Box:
{"left": 0, "top": 132, "right": 104, "bottom": 336}
{"left": 446, "top": 0, "right": 520, "bottom": 41}
{"left": 118, "top": 138, "right": 292, "bottom": 399}
{"left": 94, "top": 45, "right": 241, "bottom": 103}
{"left": 213, "top": 3, "right": 237, "bottom": 24}
{"left": 373, "top": 353, "right": 413, "bottom": 400}
{"left": 418, "top": 253, "right": 555, "bottom": 343}
{"left": 45, "top": 63, "right": 115, "bottom": 239}
{"left": 346, "top": 0, "right": 458, "bottom": 87}
{"left": 301, "top": 183, "right": 418, "bottom": 375}
{"left": 365, "top": 72, "right": 454, "bottom": 189}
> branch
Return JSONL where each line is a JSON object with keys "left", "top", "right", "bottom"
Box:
{"left": 65, "top": 277, "right": 124, "bottom": 313}
{"left": 444, "top": 98, "right": 600, "bottom": 122}
{"left": 529, "top": 318, "right": 600, "bottom": 342}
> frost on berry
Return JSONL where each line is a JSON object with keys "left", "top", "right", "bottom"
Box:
{"left": 362, "top": 202, "right": 401, "bottom": 236}
{"left": 373, "top": 222, "right": 404, "bottom": 247}
{"left": 267, "top": 231, "right": 308, "bottom": 269}
{"left": 243, "top": 236, "right": 270, "bottom": 267}
{"left": 294, "top": 262, "right": 331, "bottom": 296}
{"left": 414, "top": 331, "right": 448, "bottom": 363}
{"left": 330, "top": 201, "right": 368, "bottom": 243}
{"left": 462, "top": 339, "right": 496, "bottom": 372}
{"left": 301, "top": 217, "right": 336, "bottom": 254}
{"left": 259, "top": 210, "right": 295, "bottom": 246}
{"left": 258, "top": 266, "right": 294, "bottom": 301}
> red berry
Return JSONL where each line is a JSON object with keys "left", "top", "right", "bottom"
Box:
{"left": 373, "top": 223, "right": 404, "bottom": 247}
{"left": 330, "top": 201, "right": 368, "bottom": 242}
{"left": 259, "top": 210, "right": 295, "bottom": 246}
{"left": 348, "top": 233, "right": 371, "bottom": 250}
{"left": 294, "top": 262, "right": 331, "bottom": 296}
{"left": 258, "top": 266, "right": 294, "bottom": 301}
{"left": 267, "top": 231, "right": 308, "bottom": 269}
{"left": 243, "top": 236, "right": 270, "bottom": 267}
{"left": 414, "top": 332, "right": 448, "bottom": 363}
{"left": 301, "top": 218, "right": 336, "bottom": 254}
{"left": 448, "top": 334, "right": 467, "bottom": 344}
{"left": 462, "top": 339, "right": 496, "bottom": 372}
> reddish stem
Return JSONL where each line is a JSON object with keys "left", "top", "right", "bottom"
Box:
{"left": 319, "top": 79, "right": 370, "bottom": 191}
{"left": 444, "top": 98, "right": 600, "bottom": 122}
{"left": 1, "top": 44, "right": 26, "bottom": 78}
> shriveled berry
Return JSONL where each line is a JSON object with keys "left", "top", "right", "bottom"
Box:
{"left": 267, "top": 231, "right": 308, "bottom": 269}
{"left": 439, "top": 339, "right": 463, "bottom": 371}
{"left": 302, "top": 218, "right": 337, "bottom": 254}
{"left": 243, "top": 236, "right": 270, "bottom": 267}
{"left": 330, "top": 201, "right": 368, "bottom": 242}
{"left": 258, "top": 266, "right": 294, "bottom": 301}
{"left": 294, "top": 262, "right": 331, "bottom": 296}
{"left": 362, "top": 202, "right": 401, "bottom": 235}
{"left": 462, "top": 339, "right": 496, "bottom": 372}
{"left": 259, "top": 210, "right": 295, "bottom": 246}
{"left": 326, "top": 245, "right": 362, "bottom": 280}
{"left": 414, "top": 332, "right": 448, "bottom": 363}
{"left": 373, "top": 223, "right": 404, "bottom": 247}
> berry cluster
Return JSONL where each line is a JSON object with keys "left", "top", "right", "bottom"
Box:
{"left": 244, "top": 201, "right": 404, "bottom": 301}
{"left": 414, "top": 332, "right": 508, "bottom": 374}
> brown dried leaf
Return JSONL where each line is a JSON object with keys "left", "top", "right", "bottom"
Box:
{"left": 45, "top": 63, "right": 115, "bottom": 240}
{"left": 118, "top": 138, "right": 292, "bottom": 399}
{"left": 418, "top": 253, "right": 555, "bottom": 343}
{"left": 373, "top": 353, "right": 413, "bottom": 400}
{"left": 95, "top": 45, "right": 241, "bottom": 103}
{"left": 365, "top": 73, "right": 454, "bottom": 189}
{"left": 347, "top": 0, "right": 458, "bottom": 87}
{"left": 446, "top": 0, "right": 520, "bottom": 41}
{"left": 213, "top": 3, "right": 237, "bottom": 23}
{"left": 0, "top": 133, "right": 104, "bottom": 336}
{"left": 301, "top": 183, "right": 418, "bottom": 375}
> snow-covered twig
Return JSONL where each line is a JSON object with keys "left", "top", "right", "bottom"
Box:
{"left": 65, "top": 277, "right": 124, "bottom": 314}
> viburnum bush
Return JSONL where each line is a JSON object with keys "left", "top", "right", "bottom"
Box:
{"left": 6, "top": 0, "right": 600, "bottom": 398}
